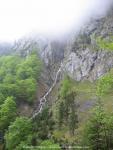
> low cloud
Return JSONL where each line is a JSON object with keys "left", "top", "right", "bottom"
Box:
{"left": 0, "top": 0, "right": 112, "bottom": 41}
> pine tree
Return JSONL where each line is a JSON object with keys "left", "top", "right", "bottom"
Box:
{"left": 84, "top": 101, "right": 109, "bottom": 150}
{"left": 68, "top": 105, "right": 78, "bottom": 135}
{"left": 58, "top": 102, "right": 65, "bottom": 128}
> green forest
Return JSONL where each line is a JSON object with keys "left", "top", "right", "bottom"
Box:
{"left": 0, "top": 40, "right": 113, "bottom": 150}
{"left": 0, "top": 0, "right": 112, "bottom": 149}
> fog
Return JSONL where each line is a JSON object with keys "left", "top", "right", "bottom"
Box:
{"left": 0, "top": 0, "right": 113, "bottom": 41}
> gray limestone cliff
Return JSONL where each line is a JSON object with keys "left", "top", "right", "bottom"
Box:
{"left": 13, "top": 7, "right": 113, "bottom": 83}
{"left": 62, "top": 9, "right": 113, "bottom": 81}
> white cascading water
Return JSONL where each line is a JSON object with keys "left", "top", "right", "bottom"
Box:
{"left": 32, "top": 63, "right": 63, "bottom": 119}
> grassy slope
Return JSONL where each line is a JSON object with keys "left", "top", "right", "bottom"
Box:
{"left": 51, "top": 79, "right": 113, "bottom": 143}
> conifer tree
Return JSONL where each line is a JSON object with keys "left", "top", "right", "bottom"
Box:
{"left": 84, "top": 101, "right": 110, "bottom": 150}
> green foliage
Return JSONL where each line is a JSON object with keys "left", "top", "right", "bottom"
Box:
{"left": 0, "top": 93, "right": 5, "bottom": 105}
{"left": 0, "top": 83, "right": 18, "bottom": 99}
{"left": 16, "top": 78, "right": 37, "bottom": 103}
{"left": 33, "top": 107, "right": 55, "bottom": 140}
{"left": 0, "top": 97, "right": 17, "bottom": 131}
{"left": 84, "top": 102, "right": 106, "bottom": 149}
{"left": 3, "top": 74, "right": 16, "bottom": 84}
{"left": 57, "top": 77, "right": 78, "bottom": 135}
{"left": 0, "top": 56, "right": 21, "bottom": 83}
{"left": 60, "top": 76, "right": 74, "bottom": 98}
{"left": 15, "top": 142, "right": 30, "bottom": 150}
{"left": 0, "top": 52, "right": 42, "bottom": 147}
{"left": 83, "top": 101, "right": 113, "bottom": 150}
{"left": 2, "top": 44, "right": 113, "bottom": 149}
{"left": 0, "top": 53, "right": 42, "bottom": 104}
{"left": 16, "top": 54, "right": 42, "bottom": 80}
{"left": 39, "top": 140, "right": 61, "bottom": 150}
{"left": 5, "top": 117, "right": 33, "bottom": 150}
{"left": 58, "top": 101, "right": 65, "bottom": 127}
{"left": 68, "top": 106, "right": 78, "bottom": 136}
{"left": 97, "top": 71, "right": 113, "bottom": 97}
{"left": 97, "top": 36, "right": 113, "bottom": 51}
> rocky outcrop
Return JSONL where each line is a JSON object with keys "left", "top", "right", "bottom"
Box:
{"left": 40, "top": 40, "right": 65, "bottom": 67}
{"left": 63, "top": 49, "right": 113, "bottom": 81}
{"left": 62, "top": 8, "right": 113, "bottom": 81}
{"left": 12, "top": 7, "right": 113, "bottom": 82}
{"left": 13, "top": 36, "right": 65, "bottom": 66}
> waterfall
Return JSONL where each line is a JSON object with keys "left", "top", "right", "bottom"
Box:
{"left": 32, "top": 63, "right": 63, "bottom": 119}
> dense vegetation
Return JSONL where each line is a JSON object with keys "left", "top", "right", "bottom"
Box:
{"left": 0, "top": 52, "right": 43, "bottom": 149}
{"left": 97, "top": 36, "right": 113, "bottom": 51}
{"left": 0, "top": 53, "right": 41, "bottom": 104}
{"left": 83, "top": 101, "right": 113, "bottom": 149}
{"left": 5, "top": 117, "right": 33, "bottom": 150}
{"left": 0, "top": 40, "right": 113, "bottom": 149}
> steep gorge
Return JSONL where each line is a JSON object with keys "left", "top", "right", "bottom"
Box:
{"left": 32, "top": 63, "right": 62, "bottom": 118}
{"left": 6, "top": 7, "right": 113, "bottom": 118}
{"left": 0, "top": 7, "right": 113, "bottom": 118}
{"left": 0, "top": 5, "right": 113, "bottom": 150}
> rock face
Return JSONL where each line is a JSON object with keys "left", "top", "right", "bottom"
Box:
{"left": 61, "top": 8, "right": 113, "bottom": 81}
{"left": 63, "top": 49, "right": 113, "bottom": 81}
{"left": 40, "top": 40, "right": 65, "bottom": 67}
{"left": 13, "top": 7, "right": 113, "bottom": 82}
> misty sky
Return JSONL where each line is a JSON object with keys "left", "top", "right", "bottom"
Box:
{"left": 0, "top": 0, "right": 112, "bottom": 41}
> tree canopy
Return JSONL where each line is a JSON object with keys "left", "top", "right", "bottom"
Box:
{"left": 0, "top": 96, "right": 17, "bottom": 131}
{"left": 5, "top": 117, "right": 33, "bottom": 150}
